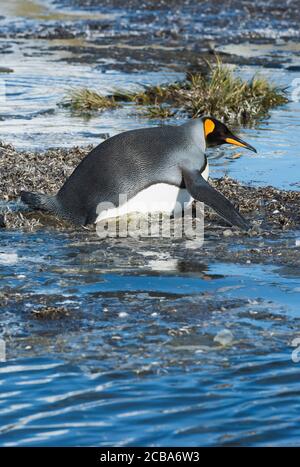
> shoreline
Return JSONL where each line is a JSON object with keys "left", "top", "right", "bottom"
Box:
{"left": 1, "top": 140, "right": 299, "bottom": 233}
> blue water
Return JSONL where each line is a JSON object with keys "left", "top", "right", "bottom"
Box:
{"left": 1, "top": 351, "right": 300, "bottom": 447}
{"left": 1, "top": 229, "right": 300, "bottom": 446}
{"left": 210, "top": 68, "right": 300, "bottom": 190}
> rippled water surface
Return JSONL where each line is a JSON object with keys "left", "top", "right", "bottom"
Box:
{"left": 1, "top": 224, "right": 300, "bottom": 446}
{"left": 0, "top": 39, "right": 182, "bottom": 148}
{"left": 1, "top": 0, "right": 300, "bottom": 447}
{"left": 1, "top": 229, "right": 300, "bottom": 446}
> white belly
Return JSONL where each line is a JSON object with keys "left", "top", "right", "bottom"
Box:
{"left": 95, "top": 163, "right": 209, "bottom": 223}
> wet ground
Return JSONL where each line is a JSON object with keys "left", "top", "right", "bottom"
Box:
{"left": 0, "top": 0, "right": 300, "bottom": 447}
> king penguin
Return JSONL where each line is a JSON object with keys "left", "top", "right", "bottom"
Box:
{"left": 20, "top": 117, "right": 256, "bottom": 230}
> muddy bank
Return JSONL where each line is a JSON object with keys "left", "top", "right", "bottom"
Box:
{"left": 1, "top": 0, "right": 300, "bottom": 71}
{"left": 1, "top": 140, "right": 299, "bottom": 237}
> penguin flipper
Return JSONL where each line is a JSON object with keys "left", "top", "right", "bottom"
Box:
{"left": 182, "top": 168, "right": 250, "bottom": 231}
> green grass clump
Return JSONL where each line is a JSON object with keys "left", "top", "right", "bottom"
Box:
{"left": 62, "top": 58, "right": 288, "bottom": 123}
{"left": 63, "top": 88, "right": 119, "bottom": 112}
{"left": 176, "top": 61, "right": 288, "bottom": 123}
{"left": 115, "top": 58, "right": 288, "bottom": 123}
{"left": 127, "top": 60, "right": 288, "bottom": 123}
{"left": 112, "top": 85, "right": 171, "bottom": 105}
{"left": 142, "top": 105, "right": 175, "bottom": 119}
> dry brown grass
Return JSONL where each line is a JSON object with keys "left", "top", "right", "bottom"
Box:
{"left": 62, "top": 58, "right": 288, "bottom": 123}
{"left": 119, "top": 58, "right": 288, "bottom": 123}
{"left": 63, "top": 88, "right": 119, "bottom": 112}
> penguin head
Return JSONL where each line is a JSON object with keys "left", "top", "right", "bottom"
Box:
{"left": 203, "top": 117, "right": 257, "bottom": 153}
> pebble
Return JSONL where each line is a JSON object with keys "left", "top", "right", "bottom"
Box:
{"left": 223, "top": 229, "right": 233, "bottom": 237}
{"left": 214, "top": 329, "right": 234, "bottom": 346}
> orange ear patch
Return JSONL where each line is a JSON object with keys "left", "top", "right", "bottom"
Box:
{"left": 204, "top": 119, "right": 215, "bottom": 137}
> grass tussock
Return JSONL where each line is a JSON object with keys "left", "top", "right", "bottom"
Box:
{"left": 117, "top": 59, "right": 288, "bottom": 123}
{"left": 62, "top": 58, "right": 288, "bottom": 123}
{"left": 63, "top": 88, "right": 119, "bottom": 112}
{"left": 142, "top": 105, "right": 175, "bottom": 119}
{"left": 176, "top": 62, "right": 288, "bottom": 123}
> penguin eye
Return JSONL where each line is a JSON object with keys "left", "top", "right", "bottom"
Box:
{"left": 204, "top": 119, "right": 215, "bottom": 137}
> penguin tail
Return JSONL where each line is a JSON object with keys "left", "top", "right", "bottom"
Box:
{"left": 20, "top": 191, "right": 56, "bottom": 213}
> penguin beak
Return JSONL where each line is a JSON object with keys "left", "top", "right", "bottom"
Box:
{"left": 225, "top": 135, "right": 257, "bottom": 153}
